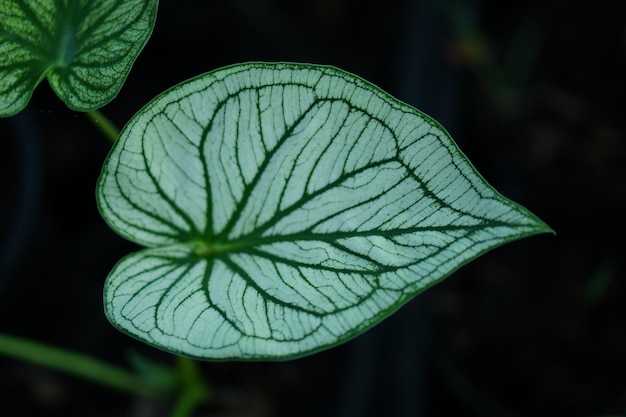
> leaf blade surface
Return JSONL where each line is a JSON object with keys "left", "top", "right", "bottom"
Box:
{"left": 98, "top": 62, "right": 551, "bottom": 359}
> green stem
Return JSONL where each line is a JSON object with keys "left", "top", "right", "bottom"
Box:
{"left": 86, "top": 109, "right": 120, "bottom": 142}
{"left": 169, "top": 357, "right": 211, "bottom": 417}
{"left": 0, "top": 332, "right": 161, "bottom": 398}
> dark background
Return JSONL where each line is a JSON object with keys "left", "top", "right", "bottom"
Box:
{"left": 1, "top": 0, "right": 625, "bottom": 416}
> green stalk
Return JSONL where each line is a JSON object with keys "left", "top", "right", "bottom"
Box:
{"left": 0, "top": 332, "right": 161, "bottom": 398}
{"left": 169, "top": 356, "right": 211, "bottom": 417}
{"left": 86, "top": 109, "right": 120, "bottom": 142}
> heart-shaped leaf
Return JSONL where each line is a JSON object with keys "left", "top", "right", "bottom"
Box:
{"left": 0, "top": 0, "right": 158, "bottom": 117}
{"left": 97, "top": 62, "right": 551, "bottom": 360}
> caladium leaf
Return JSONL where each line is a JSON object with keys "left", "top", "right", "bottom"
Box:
{"left": 0, "top": 0, "right": 158, "bottom": 117}
{"left": 97, "top": 62, "right": 551, "bottom": 360}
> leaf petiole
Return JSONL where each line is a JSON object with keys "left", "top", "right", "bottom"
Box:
{"left": 86, "top": 109, "right": 120, "bottom": 143}
{"left": 0, "top": 332, "right": 168, "bottom": 398}
{"left": 169, "top": 357, "right": 211, "bottom": 417}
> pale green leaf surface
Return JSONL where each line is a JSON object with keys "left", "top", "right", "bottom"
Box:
{"left": 0, "top": 0, "right": 157, "bottom": 116}
{"left": 97, "top": 62, "right": 551, "bottom": 360}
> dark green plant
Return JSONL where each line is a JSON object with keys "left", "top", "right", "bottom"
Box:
{"left": 0, "top": 0, "right": 157, "bottom": 116}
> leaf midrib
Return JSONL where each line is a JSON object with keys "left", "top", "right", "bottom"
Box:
{"left": 190, "top": 220, "right": 519, "bottom": 258}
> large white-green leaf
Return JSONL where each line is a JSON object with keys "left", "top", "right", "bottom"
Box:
{"left": 97, "top": 62, "right": 551, "bottom": 360}
{"left": 0, "top": 0, "right": 158, "bottom": 117}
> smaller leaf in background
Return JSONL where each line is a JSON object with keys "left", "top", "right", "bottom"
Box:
{"left": 97, "top": 62, "right": 552, "bottom": 360}
{"left": 0, "top": 0, "right": 158, "bottom": 117}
